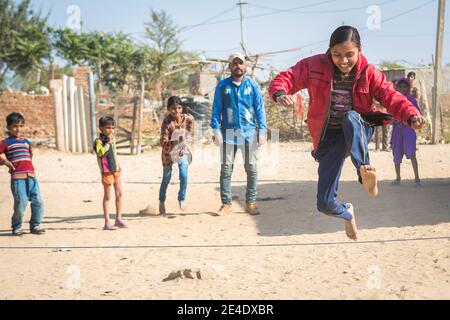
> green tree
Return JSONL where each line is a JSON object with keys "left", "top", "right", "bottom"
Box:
{"left": 0, "top": 0, "right": 51, "bottom": 89}
{"left": 12, "top": 20, "right": 51, "bottom": 77}
{"left": 53, "top": 29, "right": 142, "bottom": 92}
{"left": 52, "top": 28, "right": 90, "bottom": 65}
{"left": 101, "top": 33, "right": 139, "bottom": 92}
{"left": 144, "top": 9, "right": 181, "bottom": 94}
{"left": 379, "top": 60, "right": 406, "bottom": 70}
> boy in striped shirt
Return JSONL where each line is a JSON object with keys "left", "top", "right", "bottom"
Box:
{"left": 0, "top": 113, "right": 45, "bottom": 236}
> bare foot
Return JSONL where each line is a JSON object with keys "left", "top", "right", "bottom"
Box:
{"left": 360, "top": 165, "right": 378, "bottom": 197}
{"left": 344, "top": 203, "right": 358, "bottom": 241}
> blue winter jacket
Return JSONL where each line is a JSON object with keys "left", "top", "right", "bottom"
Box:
{"left": 211, "top": 76, "right": 267, "bottom": 145}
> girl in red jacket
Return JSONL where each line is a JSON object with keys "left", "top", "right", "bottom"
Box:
{"left": 269, "top": 26, "right": 425, "bottom": 241}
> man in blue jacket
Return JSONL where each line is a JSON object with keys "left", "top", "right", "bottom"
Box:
{"left": 211, "top": 52, "right": 267, "bottom": 215}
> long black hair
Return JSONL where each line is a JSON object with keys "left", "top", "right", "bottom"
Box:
{"left": 329, "top": 25, "right": 361, "bottom": 50}
{"left": 167, "top": 96, "right": 182, "bottom": 110}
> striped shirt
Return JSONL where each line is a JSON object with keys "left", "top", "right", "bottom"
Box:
{"left": 328, "top": 68, "right": 355, "bottom": 129}
{"left": 0, "top": 137, "right": 35, "bottom": 178}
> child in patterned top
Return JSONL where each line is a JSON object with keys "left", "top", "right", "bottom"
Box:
{"left": 94, "top": 116, "right": 127, "bottom": 230}
{"left": 158, "top": 96, "right": 195, "bottom": 214}
{"left": 0, "top": 112, "right": 45, "bottom": 236}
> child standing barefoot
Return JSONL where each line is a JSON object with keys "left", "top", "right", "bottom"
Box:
{"left": 390, "top": 78, "right": 422, "bottom": 187}
{"left": 94, "top": 116, "right": 127, "bottom": 230}
{"left": 269, "top": 26, "right": 425, "bottom": 240}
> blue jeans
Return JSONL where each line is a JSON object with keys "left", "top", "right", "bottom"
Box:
{"left": 159, "top": 155, "right": 189, "bottom": 202}
{"left": 313, "top": 111, "right": 373, "bottom": 220}
{"left": 10, "top": 177, "right": 45, "bottom": 230}
{"left": 220, "top": 140, "right": 258, "bottom": 205}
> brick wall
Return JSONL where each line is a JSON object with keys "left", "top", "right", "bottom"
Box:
{"left": 0, "top": 92, "right": 54, "bottom": 137}
{"left": 72, "top": 66, "right": 91, "bottom": 97}
{"left": 0, "top": 67, "right": 91, "bottom": 139}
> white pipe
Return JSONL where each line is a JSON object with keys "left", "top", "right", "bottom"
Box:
{"left": 74, "top": 86, "right": 83, "bottom": 153}
{"left": 50, "top": 79, "right": 65, "bottom": 152}
{"left": 68, "top": 77, "right": 76, "bottom": 152}
{"left": 78, "top": 87, "right": 89, "bottom": 153}
{"left": 62, "top": 75, "right": 69, "bottom": 151}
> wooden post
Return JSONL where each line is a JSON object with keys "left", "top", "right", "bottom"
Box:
{"left": 432, "top": 0, "right": 446, "bottom": 144}
{"left": 417, "top": 70, "right": 433, "bottom": 139}
{"left": 113, "top": 95, "right": 120, "bottom": 127}
{"left": 130, "top": 97, "right": 138, "bottom": 155}
{"left": 137, "top": 77, "right": 145, "bottom": 154}
{"left": 50, "top": 79, "right": 65, "bottom": 151}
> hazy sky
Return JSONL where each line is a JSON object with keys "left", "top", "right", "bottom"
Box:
{"left": 28, "top": 0, "right": 449, "bottom": 76}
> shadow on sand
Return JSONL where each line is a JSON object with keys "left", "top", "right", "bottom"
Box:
{"left": 229, "top": 178, "right": 450, "bottom": 237}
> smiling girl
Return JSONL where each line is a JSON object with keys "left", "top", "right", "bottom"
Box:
{"left": 269, "top": 25, "right": 425, "bottom": 240}
{"left": 158, "top": 96, "right": 195, "bottom": 215}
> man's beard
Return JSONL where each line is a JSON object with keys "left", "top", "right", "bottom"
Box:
{"left": 232, "top": 69, "right": 244, "bottom": 77}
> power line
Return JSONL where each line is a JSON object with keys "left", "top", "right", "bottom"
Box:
{"left": 180, "top": 0, "right": 402, "bottom": 31}
{"left": 361, "top": 32, "right": 435, "bottom": 38}
{"left": 180, "top": 0, "right": 338, "bottom": 31}
{"left": 374, "top": 0, "right": 437, "bottom": 26}
{"left": 182, "top": 5, "right": 237, "bottom": 31}
{"left": 250, "top": 0, "right": 400, "bottom": 15}
{"left": 249, "top": 0, "right": 335, "bottom": 12}
{"left": 198, "top": 47, "right": 241, "bottom": 53}
{"left": 287, "top": 0, "right": 438, "bottom": 59}
{"left": 247, "top": 0, "right": 339, "bottom": 14}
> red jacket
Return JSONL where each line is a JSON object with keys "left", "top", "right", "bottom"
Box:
{"left": 269, "top": 52, "right": 421, "bottom": 151}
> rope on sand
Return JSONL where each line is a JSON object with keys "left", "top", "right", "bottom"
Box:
{"left": 0, "top": 236, "right": 449, "bottom": 250}
{"left": 38, "top": 179, "right": 301, "bottom": 185}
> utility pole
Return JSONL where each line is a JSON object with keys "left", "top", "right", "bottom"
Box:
{"left": 432, "top": 0, "right": 446, "bottom": 144}
{"left": 137, "top": 76, "right": 145, "bottom": 154}
{"left": 237, "top": 1, "right": 250, "bottom": 57}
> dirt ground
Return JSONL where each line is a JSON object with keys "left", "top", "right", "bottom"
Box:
{"left": 0, "top": 141, "right": 449, "bottom": 300}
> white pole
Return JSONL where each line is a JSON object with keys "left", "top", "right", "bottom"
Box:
{"left": 78, "top": 86, "right": 89, "bottom": 153}
{"left": 62, "top": 75, "right": 69, "bottom": 151}
{"left": 74, "top": 86, "right": 83, "bottom": 153}
{"left": 68, "top": 77, "right": 76, "bottom": 152}
{"left": 50, "top": 79, "right": 65, "bottom": 152}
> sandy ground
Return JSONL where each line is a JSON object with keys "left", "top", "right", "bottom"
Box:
{"left": 0, "top": 141, "right": 449, "bottom": 300}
